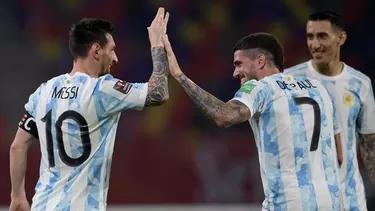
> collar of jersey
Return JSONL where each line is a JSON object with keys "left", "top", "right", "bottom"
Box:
{"left": 307, "top": 60, "right": 347, "bottom": 80}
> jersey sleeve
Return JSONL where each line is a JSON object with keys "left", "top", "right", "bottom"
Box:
{"left": 20, "top": 84, "right": 43, "bottom": 138}
{"left": 24, "top": 84, "right": 43, "bottom": 117}
{"left": 357, "top": 82, "right": 375, "bottom": 134}
{"left": 98, "top": 76, "right": 148, "bottom": 114}
{"left": 231, "top": 80, "right": 272, "bottom": 118}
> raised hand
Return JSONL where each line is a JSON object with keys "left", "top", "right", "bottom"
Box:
{"left": 162, "top": 34, "right": 183, "bottom": 78}
{"left": 148, "top": 7, "right": 169, "bottom": 48}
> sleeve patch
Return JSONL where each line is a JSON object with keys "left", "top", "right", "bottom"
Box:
{"left": 113, "top": 80, "right": 132, "bottom": 95}
{"left": 238, "top": 83, "right": 256, "bottom": 94}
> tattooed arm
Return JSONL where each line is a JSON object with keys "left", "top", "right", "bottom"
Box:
{"left": 359, "top": 133, "right": 375, "bottom": 186}
{"left": 145, "top": 46, "right": 169, "bottom": 106}
{"left": 176, "top": 73, "right": 250, "bottom": 127}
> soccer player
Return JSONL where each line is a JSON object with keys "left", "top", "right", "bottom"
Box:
{"left": 284, "top": 10, "right": 375, "bottom": 211}
{"left": 9, "top": 7, "right": 170, "bottom": 211}
{"left": 162, "top": 32, "right": 342, "bottom": 210}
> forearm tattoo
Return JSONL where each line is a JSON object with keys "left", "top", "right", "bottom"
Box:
{"left": 359, "top": 133, "right": 375, "bottom": 186}
{"left": 177, "top": 73, "right": 250, "bottom": 127}
{"left": 145, "top": 47, "right": 169, "bottom": 106}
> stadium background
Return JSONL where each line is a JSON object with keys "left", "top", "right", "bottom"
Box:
{"left": 0, "top": 0, "right": 374, "bottom": 210}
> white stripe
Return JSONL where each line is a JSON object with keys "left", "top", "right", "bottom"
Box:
{"left": 67, "top": 80, "right": 98, "bottom": 210}
{"left": 274, "top": 95, "right": 303, "bottom": 210}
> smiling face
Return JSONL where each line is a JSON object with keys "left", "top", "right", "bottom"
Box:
{"left": 98, "top": 33, "right": 118, "bottom": 76}
{"left": 232, "top": 50, "right": 261, "bottom": 85}
{"left": 306, "top": 20, "right": 345, "bottom": 66}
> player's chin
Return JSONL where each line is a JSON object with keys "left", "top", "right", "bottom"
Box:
{"left": 313, "top": 56, "right": 328, "bottom": 64}
{"left": 101, "top": 69, "right": 111, "bottom": 76}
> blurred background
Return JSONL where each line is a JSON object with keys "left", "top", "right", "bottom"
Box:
{"left": 0, "top": 0, "right": 374, "bottom": 210}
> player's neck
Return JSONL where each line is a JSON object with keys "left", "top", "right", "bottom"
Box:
{"left": 70, "top": 59, "right": 100, "bottom": 78}
{"left": 259, "top": 67, "right": 280, "bottom": 79}
{"left": 312, "top": 60, "right": 343, "bottom": 77}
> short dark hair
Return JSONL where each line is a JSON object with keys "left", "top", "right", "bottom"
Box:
{"left": 69, "top": 18, "right": 116, "bottom": 60}
{"left": 233, "top": 32, "right": 284, "bottom": 71}
{"left": 308, "top": 10, "right": 344, "bottom": 31}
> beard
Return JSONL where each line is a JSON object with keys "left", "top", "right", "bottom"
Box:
{"left": 315, "top": 60, "right": 330, "bottom": 73}
{"left": 98, "top": 64, "right": 111, "bottom": 77}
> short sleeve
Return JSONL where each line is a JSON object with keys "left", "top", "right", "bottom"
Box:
{"left": 98, "top": 75, "right": 148, "bottom": 114}
{"left": 357, "top": 82, "right": 375, "bottom": 134}
{"left": 24, "top": 84, "right": 44, "bottom": 117}
{"left": 231, "top": 80, "right": 272, "bottom": 118}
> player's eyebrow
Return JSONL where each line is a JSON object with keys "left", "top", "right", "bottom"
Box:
{"left": 233, "top": 60, "right": 241, "bottom": 66}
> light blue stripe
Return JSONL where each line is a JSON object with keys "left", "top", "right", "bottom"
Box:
{"left": 38, "top": 78, "right": 62, "bottom": 210}
{"left": 311, "top": 88, "right": 340, "bottom": 209}
{"left": 347, "top": 67, "right": 369, "bottom": 82}
{"left": 288, "top": 87, "right": 317, "bottom": 210}
{"left": 345, "top": 78, "right": 362, "bottom": 210}
{"left": 83, "top": 80, "right": 108, "bottom": 210}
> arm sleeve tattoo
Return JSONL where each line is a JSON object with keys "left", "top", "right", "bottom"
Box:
{"left": 359, "top": 133, "right": 375, "bottom": 186}
{"left": 177, "top": 73, "right": 250, "bottom": 127}
{"left": 145, "top": 47, "right": 169, "bottom": 106}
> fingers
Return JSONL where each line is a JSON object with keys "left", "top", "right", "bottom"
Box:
{"left": 162, "top": 35, "right": 173, "bottom": 56}
{"left": 150, "top": 7, "right": 164, "bottom": 26}
{"left": 164, "top": 12, "right": 170, "bottom": 26}
{"left": 162, "top": 12, "right": 169, "bottom": 33}
{"left": 158, "top": 8, "right": 165, "bottom": 23}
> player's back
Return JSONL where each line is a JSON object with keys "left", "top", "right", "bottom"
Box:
{"left": 26, "top": 72, "right": 147, "bottom": 211}
{"left": 247, "top": 74, "right": 340, "bottom": 210}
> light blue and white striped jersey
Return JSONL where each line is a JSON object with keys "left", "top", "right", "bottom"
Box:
{"left": 285, "top": 60, "right": 375, "bottom": 211}
{"left": 25, "top": 72, "right": 148, "bottom": 211}
{"left": 232, "top": 73, "right": 341, "bottom": 211}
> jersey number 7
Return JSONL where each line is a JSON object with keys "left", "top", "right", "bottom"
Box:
{"left": 42, "top": 110, "right": 91, "bottom": 167}
{"left": 293, "top": 96, "right": 321, "bottom": 151}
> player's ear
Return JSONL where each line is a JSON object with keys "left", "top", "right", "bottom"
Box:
{"left": 258, "top": 53, "right": 266, "bottom": 69}
{"left": 90, "top": 43, "right": 101, "bottom": 61}
{"left": 338, "top": 31, "right": 347, "bottom": 46}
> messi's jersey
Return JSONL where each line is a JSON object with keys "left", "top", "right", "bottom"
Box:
{"left": 232, "top": 73, "right": 341, "bottom": 211}
{"left": 285, "top": 61, "right": 375, "bottom": 211}
{"left": 24, "top": 72, "right": 148, "bottom": 211}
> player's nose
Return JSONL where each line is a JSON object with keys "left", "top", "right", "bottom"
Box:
{"left": 311, "top": 38, "right": 321, "bottom": 49}
{"left": 233, "top": 69, "right": 239, "bottom": 78}
{"left": 113, "top": 53, "right": 118, "bottom": 64}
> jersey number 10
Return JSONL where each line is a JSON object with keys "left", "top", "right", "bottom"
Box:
{"left": 42, "top": 110, "right": 91, "bottom": 167}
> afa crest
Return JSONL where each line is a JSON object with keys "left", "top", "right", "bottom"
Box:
{"left": 343, "top": 92, "right": 355, "bottom": 107}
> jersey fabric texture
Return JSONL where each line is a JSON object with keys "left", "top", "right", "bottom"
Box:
{"left": 285, "top": 60, "right": 375, "bottom": 211}
{"left": 232, "top": 73, "right": 341, "bottom": 211}
{"left": 24, "top": 72, "right": 148, "bottom": 211}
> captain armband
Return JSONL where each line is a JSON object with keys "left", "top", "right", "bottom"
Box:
{"left": 18, "top": 111, "right": 39, "bottom": 138}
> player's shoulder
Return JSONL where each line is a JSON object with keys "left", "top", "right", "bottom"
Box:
{"left": 98, "top": 74, "right": 115, "bottom": 82}
{"left": 95, "top": 74, "right": 133, "bottom": 95}
{"left": 345, "top": 63, "right": 372, "bottom": 84}
{"left": 42, "top": 74, "right": 70, "bottom": 88}
{"left": 31, "top": 74, "right": 66, "bottom": 95}
{"left": 284, "top": 61, "right": 310, "bottom": 75}
{"left": 244, "top": 78, "right": 270, "bottom": 88}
